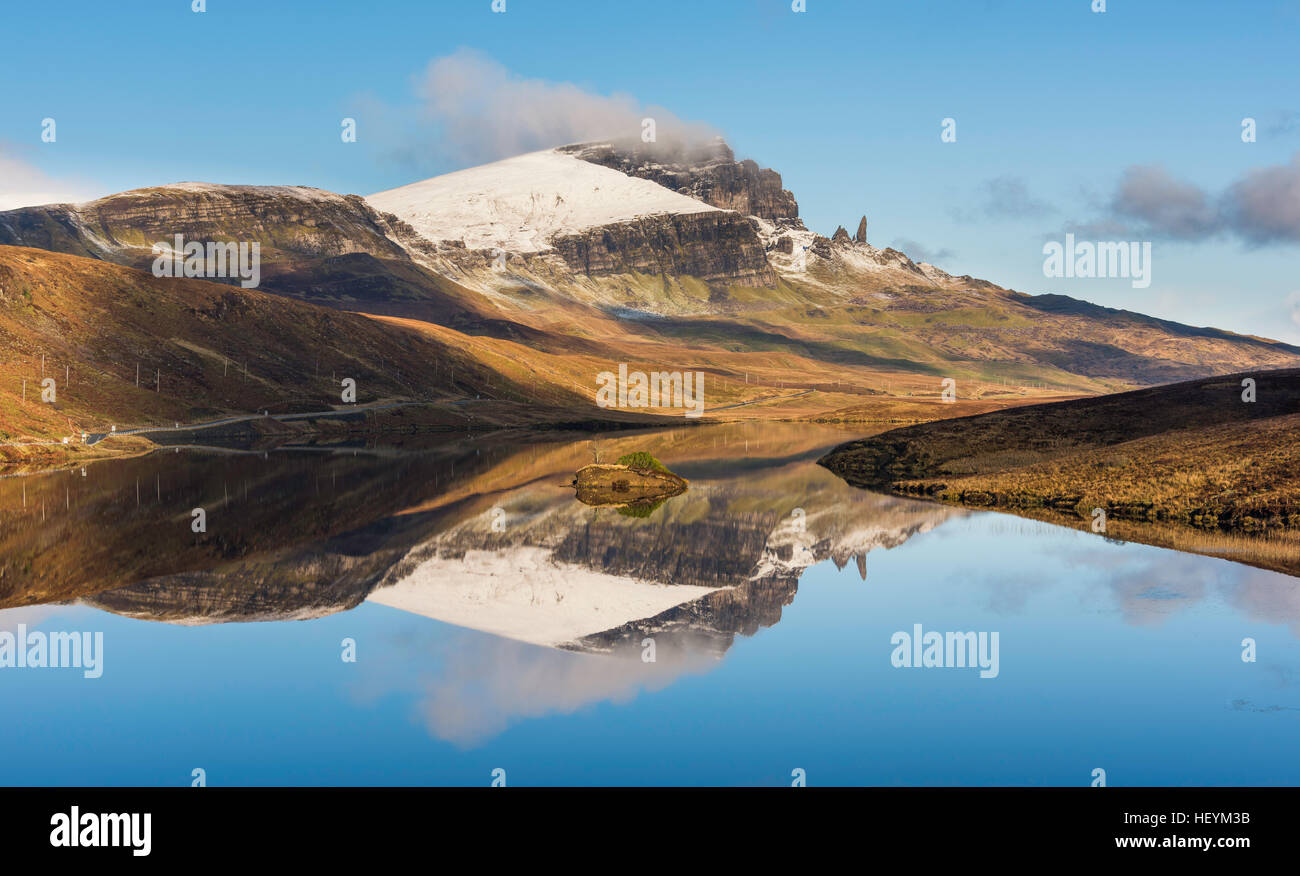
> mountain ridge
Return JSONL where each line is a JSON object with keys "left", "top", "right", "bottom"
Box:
{"left": 3, "top": 139, "right": 1299, "bottom": 455}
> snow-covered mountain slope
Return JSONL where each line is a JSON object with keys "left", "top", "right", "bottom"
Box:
{"left": 365, "top": 149, "right": 723, "bottom": 254}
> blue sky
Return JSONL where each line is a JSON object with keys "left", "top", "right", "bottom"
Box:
{"left": 2, "top": 0, "right": 1298, "bottom": 341}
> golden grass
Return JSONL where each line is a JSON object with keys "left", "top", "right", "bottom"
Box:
{"left": 823, "top": 371, "right": 1300, "bottom": 537}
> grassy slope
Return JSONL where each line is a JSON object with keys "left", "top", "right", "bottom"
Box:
{"left": 819, "top": 369, "right": 1300, "bottom": 532}
{"left": 418, "top": 259, "right": 1300, "bottom": 427}
{"left": 0, "top": 246, "right": 667, "bottom": 463}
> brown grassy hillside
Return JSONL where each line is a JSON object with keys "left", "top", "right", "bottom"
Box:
{"left": 0, "top": 245, "right": 663, "bottom": 461}
{"left": 820, "top": 369, "right": 1300, "bottom": 534}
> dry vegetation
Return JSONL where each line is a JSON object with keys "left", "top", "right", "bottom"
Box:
{"left": 0, "top": 246, "right": 670, "bottom": 463}
{"left": 821, "top": 369, "right": 1300, "bottom": 535}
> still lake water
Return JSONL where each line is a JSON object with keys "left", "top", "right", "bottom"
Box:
{"left": 1, "top": 423, "right": 1296, "bottom": 786}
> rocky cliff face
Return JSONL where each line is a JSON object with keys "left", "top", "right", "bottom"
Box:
{"left": 0, "top": 185, "right": 491, "bottom": 321}
{"left": 570, "top": 574, "right": 801, "bottom": 658}
{"left": 0, "top": 168, "right": 783, "bottom": 297}
{"left": 550, "top": 211, "right": 776, "bottom": 285}
{"left": 560, "top": 138, "right": 800, "bottom": 222}
{"left": 83, "top": 557, "right": 381, "bottom": 624}
{"left": 554, "top": 506, "right": 802, "bottom": 657}
{"left": 0, "top": 184, "right": 412, "bottom": 268}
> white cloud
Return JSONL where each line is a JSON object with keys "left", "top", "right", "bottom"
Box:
{"left": 365, "top": 49, "right": 717, "bottom": 170}
{"left": 0, "top": 147, "right": 102, "bottom": 210}
{"left": 412, "top": 635, "right": 712, "bottom": 748}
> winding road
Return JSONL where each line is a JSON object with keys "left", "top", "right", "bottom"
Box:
{"left": 83, "top": 401, "right": 425, "bottom": 446}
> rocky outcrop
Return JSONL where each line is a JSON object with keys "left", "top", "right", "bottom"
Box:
{"left": 855, "top": 216, "right": 868, "bottom": 244}
{"left": 559, "top": 138, "right": 800, "bottom": 222}
{"left": 809, "top": 235, "right": 834, "bottom": 259}
{"left": 551, "top": 211, "right": 776, "bottom": 286}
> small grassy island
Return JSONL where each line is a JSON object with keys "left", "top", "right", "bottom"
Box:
{"left": 572, "top": 452, "right": 688, "bottom": 515}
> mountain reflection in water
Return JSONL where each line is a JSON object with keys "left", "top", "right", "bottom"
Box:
{"left": 1, "top": 423, "right": 1297, "bottom": 778}
{"left": 1, "top": 424, "right": 948, "bottom": 653}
